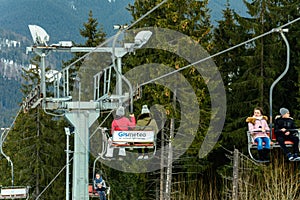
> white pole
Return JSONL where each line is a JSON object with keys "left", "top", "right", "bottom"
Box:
{"left": 65, "top": 127, "right": 71, "bottom": 200}
{"left": 117, "top": 56, "right": 122, "bottom": 98}
{"left": 41, "top": 53, "right": 46, "bottom": 99}
{"left": 232, "top": 149, "right": 239, "bottom": 200}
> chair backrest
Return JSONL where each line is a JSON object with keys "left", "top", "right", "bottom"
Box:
{"left": 88, "top": 185, "right": 93, "bottom": 193}
{"left": 271, "top": 128, "right": 276, "bottom": 141}
{"left": 112, "top": 128, "right": 155, "bottom": 143}
{"left": 0, "top": 187, "right": 28, "bottom": 199}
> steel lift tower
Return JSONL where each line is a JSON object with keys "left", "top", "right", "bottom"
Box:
{"left": 25, "top": 25, "right": 152, "bottom": 199}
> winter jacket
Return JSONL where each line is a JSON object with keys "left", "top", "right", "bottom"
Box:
{"left": 111, "top": 116, "right": 136, "bottom": 135}
{"left": 246, "top": 116, "right": 270, "bottom": 140}
{"left": 136, "top": 114, "right": 158, "bottom": 134}
{"left": 274, "top": 117, "right": 298, "bottom": 138}
{"left": 94, "top": 177, "right": 106, "bottom": 191}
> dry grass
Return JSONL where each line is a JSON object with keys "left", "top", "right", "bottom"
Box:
{"left": 168, "top": 150, "right": 299, "bottom": 200}
{"left": 230, "top": 150, "right": 300, "bottom": 200}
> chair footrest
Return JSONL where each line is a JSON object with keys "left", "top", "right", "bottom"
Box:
{"left": 112, "top": 143, "right": 131, "bottom": 146}
{"left": 134, "top": 143, "right": 154, "bottom": 146}
{"left": 112, "top": 143, "right": 154, "bottom": 147}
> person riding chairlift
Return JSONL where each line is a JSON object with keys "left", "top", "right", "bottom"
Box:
{"left": 105, "top": 106, "right": 136, "bottom": 160}
{"left": 246, "top": 107, "right": 271, "bottom": 161}
{"left": 94, "top": 173, "right": 107, "bottom": 200}
{"left": 136, "top": 105, "right": 158, "bottom": 160}
{"left": 274, "top": 108, "right": 300, "bottom": 161}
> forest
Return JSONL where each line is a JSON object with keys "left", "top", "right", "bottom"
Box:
{"left": 0, "top": 0, "right": 300, "bottom": 200}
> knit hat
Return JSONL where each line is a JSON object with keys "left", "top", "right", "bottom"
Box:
{"left": 280, "top": 108, "right": 289, "bottom": 116}
{"left": 141, "top": 105, "right": 150, "bottom": 114}
{"left": 116, "top": 106, "right": 125, "bottom": 116}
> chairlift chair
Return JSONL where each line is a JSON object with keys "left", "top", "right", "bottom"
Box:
{"left": 247, "top": 128, "right": 300, "bottom": 162}
{"left": 88, "top": 184, "right": 111, "bottom": 199}
{"left": 247, "top": 28, "right": 300, "bottom": 162}
{"left": 99, "top": 125, "right": 157, "bottom": 160}
{"left": 0, "top": 186, "right": 30, "bottom": 200}
{"left": 0, "top": 130, "right": 30, "bottom": 200}
{"left": 110, "top": 126, "right": 156, "bottom": 155}
{"left": 89, "top": 156, "right": 111, "bottom": 199}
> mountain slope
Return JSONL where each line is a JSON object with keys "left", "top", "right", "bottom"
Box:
{"left": 0, "top": 76, "right": 22, "bottom": 127}
{"left": 0, "top": 0, "right": 134, "bottom": 43}
{"left": 0, "top": 0, "right": 248, "bottom": 43}
{"left": 0, "top": 0, "right": 248, "bottom": 127}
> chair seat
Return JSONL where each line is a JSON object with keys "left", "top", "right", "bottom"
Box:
{"left": 88, "top": 185, "right": 99, "bottom": 197}
{"left": 133, "top": 143, "right": 154, "bottom": 146}
{"left": 251, "top": 141, "right": 274, "bottom": 145}
{"left": 112, "top": 143, "right": 131, "bottom": 147}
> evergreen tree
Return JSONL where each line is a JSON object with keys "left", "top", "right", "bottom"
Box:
{"left": 127, "top": 0, "right": 213, "bottom": 146}
{"left": 107, "top": 0, "right": 216, "bottom": 199}
{"left": 213, "top": 0, "right": 300, "bottom": 153}
{"left": 1, "top": 10, "right": 108, "bottom": 199}
{"left": 62, "top": 10, "right": 107, "bottom": 100}
{"left": 80, "top": 10, "right": 106, "bottom": 47}
{"left": 268, "top": 0, "right": 300, "bottom": 120}
{"left": 1, "top": 55, "right": 68, "bottom": 199}
{"left": 211, "top": 1, "right": 250, "bottom": 152}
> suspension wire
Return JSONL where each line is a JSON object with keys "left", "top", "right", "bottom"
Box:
{"left": 2, "top": 106, "right": 23, "bottom": 142}
{"left": 127, "top": 0, "right": 168, "bottom": 30}
{"left": 220, "top": 145, "right": 234, "bottom": 155}
{"left": 35, "top": 157, "right": 73, "bottom": 200}
{"left": 139, "top": 17, "right": 300, "bottom": 87}
{"left": 89, "top": 109, "right": 113, "bottom": 139}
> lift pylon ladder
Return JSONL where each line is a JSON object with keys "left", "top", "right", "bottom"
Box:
{"left": 94, "top": 65, "right": 112, "bottom": 101}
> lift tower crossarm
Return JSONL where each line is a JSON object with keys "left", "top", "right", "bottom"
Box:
{"left": 27, "top": 46, "right": 132, "bottom": 57}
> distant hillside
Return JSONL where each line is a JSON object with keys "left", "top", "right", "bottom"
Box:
{"left": 0, "top": 0, "right": 248, "bottom": 127}
{"left": 0, "top": 0, "right": 247, "bottom": 44}
{"left": 0, "top": 76, "right": 22, "bottom": 127}
{"left": 0, "top": 0, "right": 134, "bottom": 44}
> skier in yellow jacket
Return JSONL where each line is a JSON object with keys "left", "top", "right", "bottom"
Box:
{"left": 136, "top": 105, "right": 158, "bottom": 159}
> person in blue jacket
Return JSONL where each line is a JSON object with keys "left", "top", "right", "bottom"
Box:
{"left": 94, "top": 173, "right": 106, "bottom": 200}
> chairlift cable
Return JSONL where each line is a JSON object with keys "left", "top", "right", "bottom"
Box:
{"left": 61, "top": 0, "right": 168, "bottom": 73}
{"left": 1, "top": 106, "right": 23, "bottom": 142}
{"left": 109, "top": 0, "right": 168, "bottom": 111}
{"left": 35, "top": 157, "right": 73, "bottom": 200}
{"left": 111, "top": 28, "right": 134, "bottom": 112}
{"left": 139, "top": 17, "right": 300, "bottom": 88}
{"left": 89, "top": 109, "right": 113, "bottom": 139}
